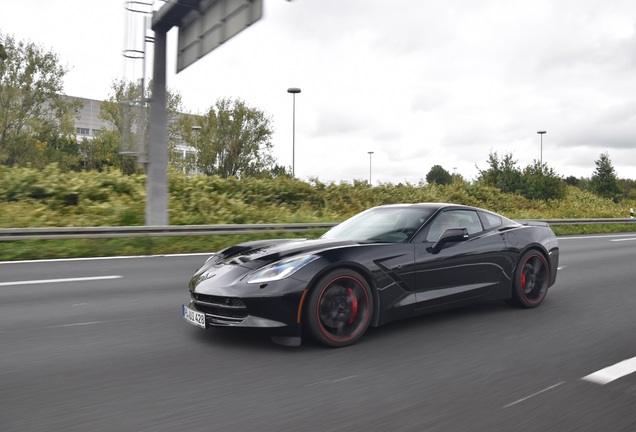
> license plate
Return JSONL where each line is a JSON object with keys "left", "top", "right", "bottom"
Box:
{"left": 183, "top": 304, "right": 206, "bottom": 329}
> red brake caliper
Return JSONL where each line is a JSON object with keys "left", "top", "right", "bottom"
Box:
{"left": 347, "top": 288, "right": 358, "bottom": 325}
{"left": 520, "top": 272, "right": 527, "bottom": 289}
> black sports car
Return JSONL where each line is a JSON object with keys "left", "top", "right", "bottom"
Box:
{"left": 183, "top": 203, "right": 559, "bottom": 347}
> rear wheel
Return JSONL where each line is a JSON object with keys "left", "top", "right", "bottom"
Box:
{"left": 306, "top": 269, "right": 373, "bottom": 347}
{"left": 509, "top": 250, "right": 549, "bottom": 308}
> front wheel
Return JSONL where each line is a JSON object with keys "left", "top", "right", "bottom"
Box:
{"left": 509, "top": 250, "right": 549, "bottom": 308}
{"left": 305, "top": 269, "right": 373, "bottom": 347}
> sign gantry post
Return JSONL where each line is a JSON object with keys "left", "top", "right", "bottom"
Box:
{"left": 146, "top": 0, "right": 263, "bottom": 226}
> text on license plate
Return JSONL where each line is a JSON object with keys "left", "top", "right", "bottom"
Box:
{"left": 182, "top": 304, "right": 206, "bottom": 329}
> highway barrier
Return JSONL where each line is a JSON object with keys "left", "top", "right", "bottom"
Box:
{"left": 1, "top": 219, "right": 635, "bottom": 241}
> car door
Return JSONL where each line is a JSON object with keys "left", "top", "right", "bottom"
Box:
{"left": 412, "top": 209, "right": 509, "bottom": 310}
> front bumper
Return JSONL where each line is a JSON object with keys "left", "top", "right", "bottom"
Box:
{"left": 186, "top": 290, "right": 304, "bottom": 337}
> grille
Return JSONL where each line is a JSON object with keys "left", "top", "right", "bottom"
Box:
{"left": 193, "top": 293, "right": 246, "bottom": 308}
{"left": 192, "top": 293, "right": 248, "bottom": 322}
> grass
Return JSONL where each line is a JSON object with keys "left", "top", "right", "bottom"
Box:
{"left": 0, "top": 231, "right": 326, "bottom": 261}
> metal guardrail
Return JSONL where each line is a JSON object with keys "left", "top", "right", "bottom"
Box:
{"left": 0, "top": 219, "right": 634, "bottom": 241}
{"left": 0, "top": 223, "right": 337, "bottom": 241}
{"left": 533, "top": 218, "right": 636, "bottom": 225}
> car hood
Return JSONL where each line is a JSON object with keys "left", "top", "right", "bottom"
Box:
{"left": 201, "top": 238, "right": 357, "bottom": 271}
{"left": 189, "top": 238, "right": 358, "bottom": 293}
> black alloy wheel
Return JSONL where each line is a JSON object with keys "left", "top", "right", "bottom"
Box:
{"left": 306, "top": 269, "right": 373, "bottom": 347}
{"left": 510, "top": 250, "right": 549, "bottom": 308}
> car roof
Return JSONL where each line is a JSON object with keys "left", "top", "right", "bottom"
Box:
{"left": 375, "top": 203, "right": 470, "bottom": 211}
{"left": 374, "top": 203, "right": 515, "bottom": 221}
{"left": 373, "top": 203, "right": 520, "bottom": 229}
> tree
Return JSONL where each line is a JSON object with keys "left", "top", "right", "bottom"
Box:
{"left": 451, "top": 172, "right": 466, "bottom": 184}
{"left": 87, "top": 79, "right": 184, "bottom": 174}
{"left": 476, "top": 151, "right": 524, "bottom": 194}
{"left": 36, "top": 130, "right": 82, "bottom": 171}
{"left": 0, "top": 33, "right": 80, "bottom": 166}
{"left": 522, "top": 161, "right": 566, "bottom": 200}
{"left": 88, "top": 79, "right": 145, "bottom": 174}
{"left": 179, "top": 98, "right": 275, "bottom": 178}
{"left": 477, "top": 152, "right": 567, "bottom": 200}
{"left": 426, "top": 165, "right": 453, "bottom": 185}
{"left": 618, "top": 178, "right": 636, "bottom": 200}
{"left": 245, "top": 163, "right": 292, "bottom": 179}
{"left": 589, "top": 152, "right": 622, "bottom": 202}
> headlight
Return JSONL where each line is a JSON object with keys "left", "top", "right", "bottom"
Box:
{"left": 247, "top": 255, "right": 319, "bottom": 284}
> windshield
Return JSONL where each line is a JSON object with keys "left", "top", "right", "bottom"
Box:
{"left": 321, "top": 207, "right": 434, "bottom": 243}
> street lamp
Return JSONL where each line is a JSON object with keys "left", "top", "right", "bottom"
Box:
{"left": 287, "top": 87, "right": 301, "bottom": 177}
{"left": 368, "top": 151, "right": 374, "bottom": 185}
{"left": 191, "top": 124, "right": 201, "bottom": 151}
{"left": 189, "top": 125, "right": 202, "bottom": 174}
{"left": 537, "top": 130, "right": 546, "bottom": 166}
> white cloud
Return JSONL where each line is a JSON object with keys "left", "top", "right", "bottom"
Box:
{"left": 2, "top": 0, "right": 635, "bottom": 183}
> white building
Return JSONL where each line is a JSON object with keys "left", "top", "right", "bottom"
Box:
{"left": 68, "top": 95, "right": 197, "bottom": 171}
{"left": 66, "top": 96, "right": 110, "bottom": 140}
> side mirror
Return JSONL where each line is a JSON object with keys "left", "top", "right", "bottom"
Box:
{"left": 428, "top": 228, "right": 469, "bottom": 254}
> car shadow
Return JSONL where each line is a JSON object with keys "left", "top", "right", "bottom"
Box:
{"left": 186, "top": 300, "right": 541, "bottom": 352}
{"left": 191, "top": 326, "right": 330, "bottom": 352}
{"left": 362, "top": 300, "right": 519, "bottom": 343}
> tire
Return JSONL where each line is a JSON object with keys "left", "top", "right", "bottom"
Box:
{"left": 509, "top": 250, "right": 549, "bottom": 308}
{"left": 305, "top": 269, "right": 373, "bottom": 347}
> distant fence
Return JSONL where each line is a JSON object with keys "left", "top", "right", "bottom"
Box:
{"left": 0, "top": 219, "right": 634, "bottom": 241}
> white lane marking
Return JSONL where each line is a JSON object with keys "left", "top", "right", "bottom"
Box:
{"left": 0, "top": 275, "right": 121, "bottom": 287}
{"left": 503, "top": 382, "right": 565, "bottom": 408}
{"left": 0, "top": 253, "right": 211, "bottom": 265}
{"left": 610, "top": 237, "right": 636, "bottom": 242}
{"left": 332, "top": 375, "right": 358, "bottom": 383}
{"left": 304, "top": 375, "right": 358, "bottom": 387}
{"left": 47, "top": 321, "right": 103, "bottom": 328}
{"left": 582, "top": 357, "right": 636, "bottom": 385}
{"left": 558, "top": 234, "right": 636, "bottom": 240}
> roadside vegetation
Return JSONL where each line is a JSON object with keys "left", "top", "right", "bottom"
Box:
{"left": 1, "top": 164, "right": 634, "bottom": 261}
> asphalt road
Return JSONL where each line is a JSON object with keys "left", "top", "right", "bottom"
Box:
{"left": 1, "top": 234, "right": 636, "bottom": 431}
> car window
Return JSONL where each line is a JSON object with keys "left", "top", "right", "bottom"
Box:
{"left": 425, "top": 210, "right": 484, "bottom": 242}
{"left": 479, "top": 211, "right": 503, "bottom": 230}
{"left": 322, "top": 207, "right": 434, "bottom": 243}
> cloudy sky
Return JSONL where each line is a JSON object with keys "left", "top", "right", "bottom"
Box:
{"left": 2, "top": 0, "right": 635, "bottom": 184}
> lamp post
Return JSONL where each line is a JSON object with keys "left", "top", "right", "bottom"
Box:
{"left": 368, "top": 151, "right": 374, "bottom": 185}
{"left": 190, "top": 125, "right": 201, "bottom": 174}
{"left": 537, "top": 130, "right": 546, "bottom": 166}
{"left": 287, "top": 87, "right": 301, "bottom": 177}
{"left": 191, "top": 124, "right": 201, "bottom": 146}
